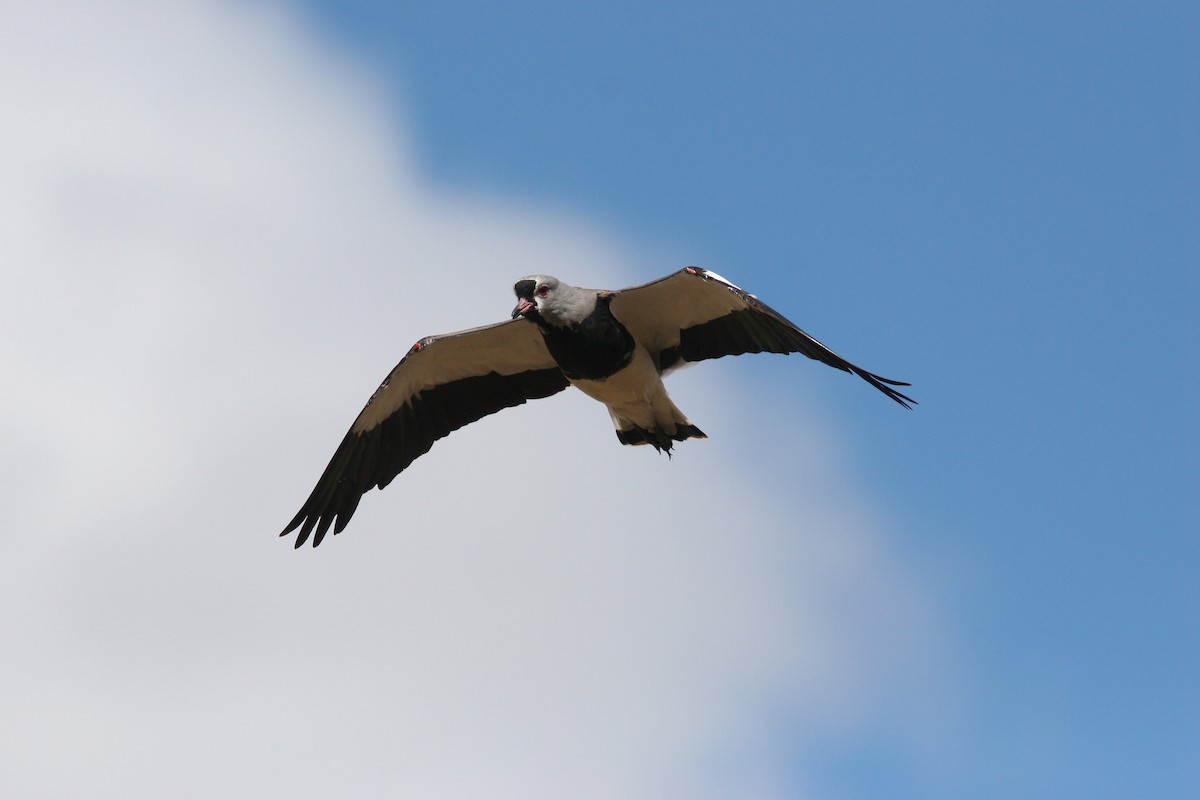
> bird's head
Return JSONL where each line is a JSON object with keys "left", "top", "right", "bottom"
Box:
{"left": 513, "top": 275, "right": 597, "bottom": 328}
{"left": 512, "top": 275, "right": 554, "bottom": 321}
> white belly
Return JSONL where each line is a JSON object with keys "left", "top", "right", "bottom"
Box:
{"left": 569, "top": 346, "right": 681, "bottom": 430}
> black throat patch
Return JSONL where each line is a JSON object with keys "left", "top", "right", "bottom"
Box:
{"left": 535, "top": 295, "right": 635, "bottom": 380}
{"left": 514, "top": 279, "right": 537, "bottom": 300}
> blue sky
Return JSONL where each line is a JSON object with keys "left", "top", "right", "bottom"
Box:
{"left": 297, "top": 2, "right": 1199, "bottom": 794}
{"left": 1, "top": 2, "right": 1195, "bottom": 798}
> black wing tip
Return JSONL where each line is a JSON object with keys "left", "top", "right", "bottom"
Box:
{"left": 279, "top": 515, "right": 304, "bottom": 543}
{"left": 860, "top": 371, "right": 917, "bottom": 409}
{"left": 278, "top": 512, "right": 339, "bottom": 548}
{"left": 279, "top": 520, "right": 313, "bottom": 548}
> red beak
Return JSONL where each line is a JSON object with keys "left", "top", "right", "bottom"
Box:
{"left": 512, "top": 299, "right": 535, "bottom": 319}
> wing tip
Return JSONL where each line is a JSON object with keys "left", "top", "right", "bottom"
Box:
{"left": 278, "top": 511, "right": 326, "bottom": 548}
{"left": 872, "top": 375, "right": 917, "bottom": 409}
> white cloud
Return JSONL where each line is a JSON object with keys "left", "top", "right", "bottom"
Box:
{"left": 0, "top": 2, "right": 953, "bottom": 797}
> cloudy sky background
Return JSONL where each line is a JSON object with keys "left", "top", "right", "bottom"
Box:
{"left": 2, "top": 1, "right": 1195, "bottom": 798}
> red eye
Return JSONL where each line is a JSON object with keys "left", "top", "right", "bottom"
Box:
{"left": 537, "top": 285, "right": 550, "bottom": 297}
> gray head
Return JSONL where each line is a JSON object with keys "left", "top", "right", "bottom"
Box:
{"left": 512, "top": 275, "right": 597, "bottom": 327}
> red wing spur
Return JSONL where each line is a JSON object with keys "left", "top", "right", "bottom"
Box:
{"left": 282, "top": 267, "right": 915, "bottom": 547}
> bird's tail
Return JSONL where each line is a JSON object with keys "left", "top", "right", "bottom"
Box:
{"left": 612, "top": 395, "right": 706, "bottom": 455}
{"left": 615, "top": 422, "right": 706, "bottom": 454}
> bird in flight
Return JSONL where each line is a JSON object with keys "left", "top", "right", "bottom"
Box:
{"left": 282, "top": 267, "right": 914, "bottom": 547}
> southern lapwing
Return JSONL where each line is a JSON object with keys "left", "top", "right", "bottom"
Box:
{"left": 282, "top": 267, "right": 914, "bottom": 546}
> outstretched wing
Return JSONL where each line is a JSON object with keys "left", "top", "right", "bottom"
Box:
{"left": 282, "top": 319, "right": 568, "bottom": 547}
{"left": 608, "top": 267, "right": 915, "bottom": 407}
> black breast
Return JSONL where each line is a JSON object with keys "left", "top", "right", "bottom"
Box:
{"left": 537, "top": 296, "right": 635, "bottom": 380}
